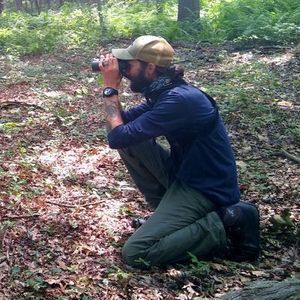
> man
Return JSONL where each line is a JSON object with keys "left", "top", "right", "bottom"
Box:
{"left": 97, "top": 35, "right": 260, "bottom": 268}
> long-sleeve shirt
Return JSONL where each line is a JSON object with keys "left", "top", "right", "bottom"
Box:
{"left": 107, "top": 81, "right": 240, "bottom": 207}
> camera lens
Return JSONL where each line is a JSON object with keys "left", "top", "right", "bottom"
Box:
{"left": 91, "top": 60, "right": 101, "bottom": 72}
{"left": 91, "top": 58, "right": 128, "bottom": 75}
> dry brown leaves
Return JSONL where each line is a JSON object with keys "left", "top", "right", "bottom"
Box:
{"left": 0, "top": 45, "right": 299, "bottom": 299}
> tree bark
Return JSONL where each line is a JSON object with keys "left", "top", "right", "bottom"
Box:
{"left": 221, "top": 278, "right": 300, "bottom": 300}
{"left": 34, "top": 0, "right": 40, "bottom": 14}
{"left": 15, "top": 0, "right": 23, "bottom": 11}
{"left": 0, "top": 0, "right": 4, "bottom": 14}
{"left": 45, "top": 0, "right": 51, "bottom": 10}
{"left": 97, "top": 0, "right": 107, "bottom": 39}
{"left": 177, "top": 0, "right": 200, "bottom": 22}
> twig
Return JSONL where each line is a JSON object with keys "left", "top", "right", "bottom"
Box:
{"left": 1, "top": 213, "right": 40, "bottom": 221}
{"left": 281, "top": 149, "right": 300, "bottom": 164}
{"left": 0, "top": 100, "right": 65, "bottom": 129}
{"left": 0, "top": 101, "right": 45, "bottom": 111}
{"left": 5, "top": 230, "right": 11, "bottom": 267}
{"left": 0, "top": 228, "right": 7, "bottom": 254}
{"left": 6, "top": 246, "right": 10, "bottom": 267}
{"left": 46, "top": 200, "right": 104, "bottom": 208}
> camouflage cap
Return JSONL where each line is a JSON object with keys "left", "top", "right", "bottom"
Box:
{"left": 112, "top": 35, "right": 175, "bottom": 67}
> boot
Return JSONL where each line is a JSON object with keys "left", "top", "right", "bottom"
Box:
{"left": 131, "top": 217, "right": 148, "bottom": 229}
{"left": 218, "top": 201, "right": 260, "bottom": 262}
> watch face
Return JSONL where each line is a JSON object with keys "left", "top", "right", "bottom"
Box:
{"left": 103, "top": 87, "right": 118, "bottom": 97}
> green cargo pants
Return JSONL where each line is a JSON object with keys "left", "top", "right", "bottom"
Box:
{"left": 118, "top": 139, "right": 227, "bottom": 268}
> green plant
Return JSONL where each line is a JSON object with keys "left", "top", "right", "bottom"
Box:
{"left": 269, "top": 209, "right": 300, "bottom": 245}
{"left": 25, "top": 276, "right": 47, "bottom": 291}
{"left": 188, "top": 252, "right": 210, "bottom": 276}
{"left": 287, "top": 125, "right": 300, "bottom": 138}
{"left": 108, "top": 266, "right": 132, "bottom": 282}
{"left": 0, "top": 220, "right": 16, "bottom": 231}
{"left": 209, "top": 0, "right": 300, "bottom": 44}
{"left": 0, "top": 121, "right": 23, "bottom": 134}
{"left": 0, "top": 5, "right": 100, "bottom": 56}
{"left": 1, "top": 0, "right": 299, "bottom": 57}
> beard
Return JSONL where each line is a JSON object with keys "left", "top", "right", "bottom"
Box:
{"left": 128, "top": 69, "right": 152, "bottom": 93}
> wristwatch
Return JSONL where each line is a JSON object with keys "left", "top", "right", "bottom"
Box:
{"left": 103, "top": 87, "right": 118, "bottom": 98}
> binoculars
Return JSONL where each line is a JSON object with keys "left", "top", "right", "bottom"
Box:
{"left": 91, "top": 59, "right": 128, "bottom": 76}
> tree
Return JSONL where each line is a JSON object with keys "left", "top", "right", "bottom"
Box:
{"left": 15, "top": 0, "right": 23, "bottom": 11}
{"left": 33, "top": 0, "right": 41, "bottom": 15}
{"left": 97, "top": 0, "right": 107, "bottom": 39}
{"left": 178, "top": 0, "right": 200, "bottom": 22}
{"left": 0, "top": 0, "right": 4, "bottom": 13}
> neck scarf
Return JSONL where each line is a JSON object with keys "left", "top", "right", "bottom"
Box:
{"left": 143, "top": 76, "right": 186, "bottom": 104}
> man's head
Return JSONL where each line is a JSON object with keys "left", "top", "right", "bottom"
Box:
{"left": 112, "top": 36, "right": 180, "bottom": 93}
{"left": 112, "top": 35, "right": 175, "bottom": 68}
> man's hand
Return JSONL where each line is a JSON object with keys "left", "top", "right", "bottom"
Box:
{"left": 98, "top": 53, "right": 124, "bottom": 132}
{"left": 99, "top": 53, "right": 122, "bottom": 89}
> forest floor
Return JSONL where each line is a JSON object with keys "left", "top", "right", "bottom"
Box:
{"left": 0, "top": 41, "right": 299, "bottom": 299}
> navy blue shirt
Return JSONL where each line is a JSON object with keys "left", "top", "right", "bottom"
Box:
{"left": 107, "top": 81, "right": 240, "bottom": 206}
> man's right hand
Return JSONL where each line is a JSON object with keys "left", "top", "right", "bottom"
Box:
{"left": 99, "top": 53, "right": 122, "bottom": 89}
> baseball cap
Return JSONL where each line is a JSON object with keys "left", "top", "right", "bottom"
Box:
{"left": 112, "top": 35, "right": 175, "bottom": 67}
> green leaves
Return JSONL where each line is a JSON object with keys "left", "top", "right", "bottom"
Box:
{"left": 188, "top": 252, "right": 210, "bottom": 276}
{"left": 1, "top": 0, "right": 299, "bottom": 57}
{"left": 211, "top": 0, "right": 300, "bottom": 43}
{"left": 25, "top": 276, "right": 47, "bottom": 291}
{"left": 0, "top": 6, "right": 99, "bottom": 56}
{"left": 270, "top": 209, "right": 296, "bottom": 231}
{"left": 269, "top": 209, "right": 299, "bottom": 245}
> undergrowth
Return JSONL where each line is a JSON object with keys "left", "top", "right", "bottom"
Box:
{"left": 0, "top": 0, "right": 299, "bottom": 56}
{"left": 0, "top": 4, "right": 100, "bottom": 55}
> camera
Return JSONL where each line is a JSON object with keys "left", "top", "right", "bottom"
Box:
{"left": 91, "top": 59, "right": 128, "bottom": 76}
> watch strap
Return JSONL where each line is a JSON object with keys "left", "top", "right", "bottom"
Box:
{"left": 103, "top": 87, "right": 119, "bottom": 97}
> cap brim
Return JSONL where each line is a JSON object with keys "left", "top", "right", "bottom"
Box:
{"left": 112, "top": 48, "right": 135, "bottom": 60}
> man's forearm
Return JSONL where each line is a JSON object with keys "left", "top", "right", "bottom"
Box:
{"left": 104, "top": 95, "right": 123, "bottom": 132}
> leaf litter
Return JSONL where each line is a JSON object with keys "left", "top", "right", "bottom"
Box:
{"left": 0, "top": 43, "right": 299, "bottom": 299}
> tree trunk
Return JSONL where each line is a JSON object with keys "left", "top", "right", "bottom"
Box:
{"left": 45, "top": 0, "right": 51, "bottom": 10}
{"left": 97, "top": 0, "right": 107, "bottom": 39}
{"left": 15, "top": 0, "right": 22, "bottom": 11}
{"left": 30, "top": 0, "right": 34, "bottom": 14}
{"left": 34, "top": 0, "right": 40, "bottom": 14}
{"left": 221, "top": 278, "right": 300, "bottom": 300}
{"left": 0, "top": 0, "right": 4, "bottom": 14}
{"left": 24, "top": 0, "right": 28, "bottom": 13}
{"left": 177, "top": 0, "right": 200, "bottom": 22}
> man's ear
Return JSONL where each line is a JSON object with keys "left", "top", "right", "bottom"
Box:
{"left": 145, "top": 63, "right": 157, "bottom": 79}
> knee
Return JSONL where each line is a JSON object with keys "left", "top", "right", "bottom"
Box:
{"left": 118, "top": 140, "right": 155, "bottom": 158}
{"left": 122, "top": 241, "right": 150, "bottom": 269}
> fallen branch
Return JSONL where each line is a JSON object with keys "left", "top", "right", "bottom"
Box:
{"left": 0, "top": 100, "right": 66, "bottom": 130}
{"left": 46, "top": 200, "right": 105, "bottom": 208}
{"left": 281, "top": 149, "right": 300, "bottom": 164}
{"left": 0, "top": 101, "right": 45, "bottom": 111}
{"left": 221, "top": 277, "right": 300, "bottom": 300}
{"left": 1, "top": 213, "right": 40, "bottom": 221}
